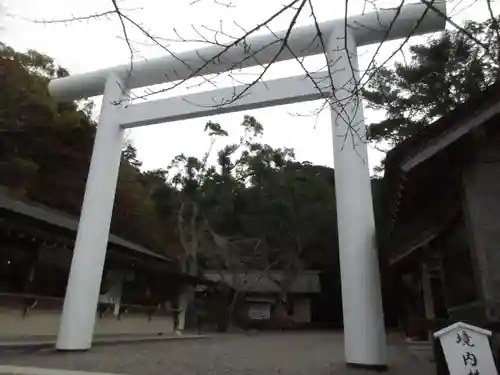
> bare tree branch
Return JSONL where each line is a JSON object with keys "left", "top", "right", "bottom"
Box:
{"left": 30, "top": 10, "right": 118, "bottom": 24}
{"left": 190, "top": 0, "right": 236, "bottom": 7}
{"left": 111, "top": 0, "right": 134, "bottom": 80}
{"left": 420, "top": 0, "right": 491, "bottom": 51}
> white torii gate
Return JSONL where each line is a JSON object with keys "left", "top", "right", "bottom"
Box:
{"left": 49, "top": 2, "right": 446, "bottom": 368}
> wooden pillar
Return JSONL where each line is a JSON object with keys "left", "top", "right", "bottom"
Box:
{"left": 421, "top": 262, "right": 435, "bottom": 321}
{"left": 22, "top": 241, "right": 42, "bottom": 294}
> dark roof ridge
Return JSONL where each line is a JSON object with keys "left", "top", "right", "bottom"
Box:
{"left": 0, "top": 192, "right": 170, "bottom": 262}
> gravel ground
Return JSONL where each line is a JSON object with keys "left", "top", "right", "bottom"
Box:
{"left": 0, "top": 332, "right": 435, "bottom": 375}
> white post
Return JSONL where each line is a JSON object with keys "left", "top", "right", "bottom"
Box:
{"left": 56, "top": 74, "right": 128, "bottom": 350}
{"left": 327, "top": 28, "right": 387, "bottom": 368}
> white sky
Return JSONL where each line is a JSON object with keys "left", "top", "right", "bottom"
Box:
{"left": 2, "top": 0, "right": 497, "bottom": 174}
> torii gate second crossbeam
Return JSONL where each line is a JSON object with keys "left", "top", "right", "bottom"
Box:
{"left": 48, "top": 2, "right": 446, "bottom": 370}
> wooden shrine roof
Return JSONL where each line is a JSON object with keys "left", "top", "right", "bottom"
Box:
{"left": 0, "top": 193, "right": 171, "bottom": 263}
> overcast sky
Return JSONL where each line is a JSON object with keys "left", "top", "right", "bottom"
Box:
{"left": 2, "top": 0, "right": 496, "bottom": 174}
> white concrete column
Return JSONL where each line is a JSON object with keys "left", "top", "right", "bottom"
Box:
{"left": 177, "top": 286, "right": 194, "bottom": 331}
{"left": 326, "top": 27, "right": 387, "bottom": 367}
{"left": 56, "top": 74, "right": 128, "bottom": 350}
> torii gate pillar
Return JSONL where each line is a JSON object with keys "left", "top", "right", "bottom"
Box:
{"left": 55, "top": 74, "right": 128, "bottom": 351}
{"left": 327, "top": 28, "right": 386, "bottom": 368}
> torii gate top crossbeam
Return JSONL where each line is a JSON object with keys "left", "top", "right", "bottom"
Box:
{"left": 49, "top": 2, "right": 446, "bottom": 102}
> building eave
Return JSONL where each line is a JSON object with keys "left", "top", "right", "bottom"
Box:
{"left": 0, "top": 193, "right": 171, "bottom": 263}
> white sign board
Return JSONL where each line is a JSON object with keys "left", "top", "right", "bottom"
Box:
{"left": 248, "top": 304, "right": 271, "bottom": 320}
{"left": 434, "top": 322, "right": 498, "bottom": 375}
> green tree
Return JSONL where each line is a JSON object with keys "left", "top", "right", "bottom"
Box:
{"left": 364, "top": 18, "right": 500, "bottom": 145}
{"left": 159, "top": 116, "right": 340, "bottom": 326}
{"left": 0, "top": 42, "right": 178, "bottom": 258}
{"left": 231, "top": 156, "right": 338, "bottom": 300}
{"left": 0, "top": 42, "right": 91, "bottom": 206}
{"left": 166, "top": 115, "right": 339, "bottom": 306}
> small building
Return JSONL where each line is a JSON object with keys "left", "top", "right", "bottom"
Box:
{"left": 381, "top": 83, "right": 500, "bottom": 343}
{"left": 201, "top": 270, "right": 321, "bottom": 329}
{"left": 0, "top": 193, "right": 199, "bottom": 338}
